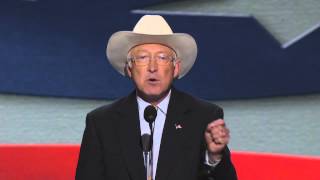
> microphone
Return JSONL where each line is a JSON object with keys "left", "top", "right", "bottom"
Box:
{"left": 144, "top": 105, "right": 157, "bottom": 130}
{"left": 141, "top": 133, "right": 151, "bottom": 176}
{"left": 141, "top": 134, "right": 151, "bottom": 152}
{"left": 143, "top": 105, "right": 157, "bottom": 180}
{"left": 143, "top": 105, "right": 157, "bottom": 155}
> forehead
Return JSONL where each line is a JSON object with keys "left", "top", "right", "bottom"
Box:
{"left": 129, "top": 43, "right": 175, "bottom": 54}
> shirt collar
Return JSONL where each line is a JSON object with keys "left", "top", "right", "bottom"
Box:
{"left": 137, "top": 90, "right": 171, "bottom": 115}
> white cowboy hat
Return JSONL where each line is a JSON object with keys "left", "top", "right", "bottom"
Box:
{"left": 106, "top": 15, "right": 197, "bottom": 78}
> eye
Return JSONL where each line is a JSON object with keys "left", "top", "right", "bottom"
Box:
{"left": 157, "top": 54, "right": 169, "bottom": 61}
{"left": 136, "top": 55, "right": 149, "bottom": 61}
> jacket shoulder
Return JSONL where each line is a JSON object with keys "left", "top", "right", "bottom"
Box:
{"left": 86, "top": 95, "right": 130, "bottom": 121}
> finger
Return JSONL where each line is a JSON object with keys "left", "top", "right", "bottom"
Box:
{"left": 212, "top": 131, "right": 230, "bottom": 144}
{"left": 217, "top": 127, "right": 229, "bottom": 137}
{"left": 214, "top": 136, "right": 230, "bottom": 145}
{"left": 211, "top": 132, "right": 229, "bottom": 142}
{"left": 209, "top": 127, "right": 230, "bottom": 143}
{"left": 208, "top": 125, "right": 228, "bottom": 135}
{"left": 206, "top": 119, "right": 225, "bottom": 130}
{"left": 216, "top": 128, "right": 230, "bottom": 139}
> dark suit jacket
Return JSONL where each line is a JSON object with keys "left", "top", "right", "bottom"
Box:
{"left": 76, "top": 88, "right": 237, "bottom": 180}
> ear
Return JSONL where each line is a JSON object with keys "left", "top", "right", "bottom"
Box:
{"left": 173, "top": 59, "right": 181, "bottom": 79}
{"left": 125, "top": 63, "right": 132, "bottom": 78}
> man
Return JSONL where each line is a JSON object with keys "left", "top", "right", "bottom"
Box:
{"left": 76, "top": 15, "right": 237, "bottom": 180}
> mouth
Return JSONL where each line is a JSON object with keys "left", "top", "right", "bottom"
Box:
{"left": 147, "top": 78, "right": 160, "bottom": 84}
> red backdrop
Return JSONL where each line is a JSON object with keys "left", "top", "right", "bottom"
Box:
{"left": 1, "top": 145, "right": 319, "bottom": 180}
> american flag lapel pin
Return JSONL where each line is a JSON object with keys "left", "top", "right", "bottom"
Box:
{"left": 175, "top": 123, "right": 182, "bottom": 130}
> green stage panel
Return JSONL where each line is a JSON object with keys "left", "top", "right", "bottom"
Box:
{"left": 1, "top": 93, "right": 320, "bottom": 156}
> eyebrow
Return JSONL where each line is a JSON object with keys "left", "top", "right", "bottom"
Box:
{"left": 128, "top": 45, "right": 178, "bottom": 57}
{"left": 131, "top": 49, "right": 176, "bottom": 56}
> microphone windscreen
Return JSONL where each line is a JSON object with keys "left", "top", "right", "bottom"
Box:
{"left": 144, "top": 105, "right": 157, "bottom": 124}
{"left": 141, "top": 133, "right": 151, "bottom": 152}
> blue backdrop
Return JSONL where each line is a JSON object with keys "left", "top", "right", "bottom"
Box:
{"left": 1, "top": 0, "right": 319, "bottom": 100}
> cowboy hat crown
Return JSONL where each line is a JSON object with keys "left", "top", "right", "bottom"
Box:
{"left": 106, "top": 15, "right": 197, "bottom": 78}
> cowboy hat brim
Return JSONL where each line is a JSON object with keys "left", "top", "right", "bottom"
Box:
{"left": 106, "top": 31, "right": 197, "bottom": 78}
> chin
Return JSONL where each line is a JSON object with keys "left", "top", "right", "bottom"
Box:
{"left": 140, "top": 88, "right": 169, "bottom": 101}
{"left": 143, "top": 87, "right": 162, "bottom": 95}
{"left": 145, "top": 91, "right": 162, "bottom": 98}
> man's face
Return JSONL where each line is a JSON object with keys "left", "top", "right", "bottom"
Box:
{"left": 126, "top": 43, "right": 180, "bottom": 103}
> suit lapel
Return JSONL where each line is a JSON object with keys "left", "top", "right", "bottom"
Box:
{"left": 117, "top": 92, "right": 146, "bottom": 180}
{"left": 155, "top": 89, "right": 191, "bottom": 180}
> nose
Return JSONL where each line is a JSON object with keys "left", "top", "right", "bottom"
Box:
{"left": 147, "top": 58, "right": 158, "bottom": 73}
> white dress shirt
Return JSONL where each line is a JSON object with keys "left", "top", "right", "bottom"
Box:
{"left": 137, "top": 90, "right": 170, "bottom": 180}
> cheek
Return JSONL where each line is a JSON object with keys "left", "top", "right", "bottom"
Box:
{"left": 131, "top": 69, "right": 145, "bottom": 85}
{"left": 160, "top": 68, "right": 175, "bottom": 83}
